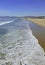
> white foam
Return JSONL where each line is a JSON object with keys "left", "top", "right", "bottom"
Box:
{"left": 0, "top": 20, "right": 14, "bottom": 26}
{"left": 0, "top": 20, "right": 45, "bottom": 65}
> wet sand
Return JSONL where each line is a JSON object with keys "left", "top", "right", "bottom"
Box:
{"left": 27, "top": 18, "right": 45, "bottom": 27}
{"left": 28, "top": 21, "right": 45, "bottom": 51}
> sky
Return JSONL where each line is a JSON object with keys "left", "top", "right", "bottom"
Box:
{"left": 0, "top": 0, "right": 45, "bottom": 16}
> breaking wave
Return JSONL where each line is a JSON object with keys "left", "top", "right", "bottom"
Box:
{"left": 0, "top": 19, "right": 45, "bottom": 65}
{"left": 0, "top": 20, "right": 14, "bottom": 26}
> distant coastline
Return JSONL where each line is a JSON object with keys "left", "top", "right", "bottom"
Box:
{"left": 0, "top": 16, "right": 45, "bottom": 27}
{"left": 22, "top": 16, "right": 45, "bottom": 27}
{"left": 25, "top": 18, "right": 45, "bottom": 27}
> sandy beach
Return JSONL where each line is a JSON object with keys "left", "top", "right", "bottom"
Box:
{"left": 23, "top": 18, "right": 45, "bottom": 51}
{"left": 26, "top": 18, "right": 45, "bottom": 27}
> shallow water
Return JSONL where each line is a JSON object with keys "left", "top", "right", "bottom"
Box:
{"left": 29, "top": 21, "right": 45, "bottom": 51}
{"left": 0, "top": 19, "right": 45, "bottom": 65}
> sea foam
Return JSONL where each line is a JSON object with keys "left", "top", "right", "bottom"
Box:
{"left": 0, "top": 20, "right": 45, "bottom": 65}
{"left": 0, "top": 20, "right": 14, "bottom": 26}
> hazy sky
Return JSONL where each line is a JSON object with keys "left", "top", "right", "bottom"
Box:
{"left": 0, "top": 0, "right": 45, "bottom": 16}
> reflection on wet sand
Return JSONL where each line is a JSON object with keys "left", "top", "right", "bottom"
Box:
{"left": 29, "top": 21, "right": 45, "bottom": 51}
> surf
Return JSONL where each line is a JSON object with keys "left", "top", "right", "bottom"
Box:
{"left": 0, "top": 20, "right": 14, "bottom": 26}
{"left": 0, "top": 19, "right": 45, "bottom": 65}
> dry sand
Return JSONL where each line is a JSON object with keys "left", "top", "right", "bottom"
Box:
{"left": 25, "top": 18, "right": 45, "bottom": 51}
{"left": 26, "top": 18, "right": 45, "bottom": 27}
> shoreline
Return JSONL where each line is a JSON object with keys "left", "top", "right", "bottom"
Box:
{"left": 24, "top": 18, "right": 45, "bottom": 51}
{"left": 25, "top": 18, "right": 45, "bottom": 27}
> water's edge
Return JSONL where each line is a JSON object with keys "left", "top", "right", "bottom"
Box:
{"left": 0, "top": 19, "right": 45, "bottom": 65}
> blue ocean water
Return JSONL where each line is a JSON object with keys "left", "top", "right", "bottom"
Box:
{"left": 0, "top": 18, "right": 45, "bottom": 65}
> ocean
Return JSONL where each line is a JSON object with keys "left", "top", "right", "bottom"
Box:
{"left": 0, "top": 18, "right": 45, "bottom": 65}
